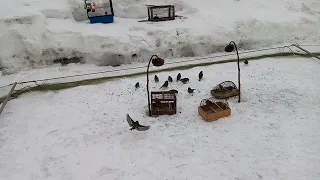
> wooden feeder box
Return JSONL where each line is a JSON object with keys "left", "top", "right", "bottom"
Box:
{"left": 198, "top": 99, "right": 231, "bottom": 121}
{"left": 211, "top": 81, "right": 240, "bottom": 99}
{"left": 151, "top": 91, "right": 177, "bottom": 116}
{"left": 147, "top": 5, "right": 175, "bottom": 22}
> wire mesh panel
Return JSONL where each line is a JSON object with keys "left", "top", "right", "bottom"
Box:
{"left": 151, "top": 91, "right": 175, "bottom": 100}
{"left": 147, "top": 5, "right": 175, "bottom": 21}
{"left": 151, "top": 91, "right": 176, "bottom": 115}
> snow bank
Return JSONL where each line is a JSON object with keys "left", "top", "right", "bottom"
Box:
{"left": 0, "top": 0, "right": 320, "bottom": 74}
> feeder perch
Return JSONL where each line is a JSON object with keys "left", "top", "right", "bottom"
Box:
{"left": 147, "top": 5, "right": 175, "bottom": 22}
{"left": 198, "top": 99, "right": 231, "bottom": 121}
{"left": 211, "top": 81, "right": 240, "bottom": 99}
{"left": 151, "top": 91, "right": 177, "bottom": 116}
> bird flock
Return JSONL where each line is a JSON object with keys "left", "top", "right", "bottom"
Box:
{"left": 135, "top": 71, "right": 204, "bottom": 95}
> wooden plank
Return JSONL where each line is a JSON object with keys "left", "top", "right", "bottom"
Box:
{"left": 209, "top": 106, "right": 217, "bottom": 112}
{"left": 213, "top": 102, "right": 223, "bottom": 111}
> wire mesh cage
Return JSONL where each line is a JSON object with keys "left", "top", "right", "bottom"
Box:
{"left": 151, "top": 91, "right": 177, "bottom": 115}
{"left": 211, "top": 81, "right": 240, "bottom": 99}
{"left": 147, "top": 5, "right": 175, "bottom": 22}
{"left": 198, "top": 98, "right": 231, "bottom": 121}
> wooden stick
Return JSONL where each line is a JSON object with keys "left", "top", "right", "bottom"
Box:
{"left": 213, "top": 102, "right": 223, "bottom": 111}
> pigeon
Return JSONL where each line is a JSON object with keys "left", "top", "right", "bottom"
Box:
{"left": 135, "top": 82, "right": 140, "bottom": 88}
{"left": 169, "top": 89, "right": 178, "bottom": 94}
{"left": 180, "top": 78, "right": 189, "bottom": 84}
{"left": 244, "top": 60, "right": 249, "bottom": 65}
{"left": 160, "top": 81, "right": 169, "bottom": 89}
{"left": 188, "top": 87, "right": 196, "bottom": 94}
{"left": 205, "top": 100, "right": 213, "bottom": 105}
{"left": 154, "top": 75, "right": 159, "bottom": 82}
{"left": 126, "top": 114, "right": 150, "bottom": 131}
{"left": 176, "top": 73, "right": 181, "bottom": 82}
{"left": 198, "top": 71, "right": 203, "bottom": 81}
{"left": 168, "top": 76, "right": 173, "bottom": 82}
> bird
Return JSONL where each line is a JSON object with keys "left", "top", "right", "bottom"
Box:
{"left": 160, "top": 81, "right": 169, "bottom": 89}
{"left": 126, "top": 114, "right": 150, "bottom": 131}
{"left": 154, "top": 75, "right": 159, "bottom": 82}
{"left": 205, "top": 100, "right": 213, "bottom": 105}
{"left": 244, "top": 60, "right": 249, "bottom": 65}
{"left": 169, "top": 89, "right": 178, "bottom": 94}
{"left": 135, "top": 82, "right": 139, "bottom": 88}
{"left": 198, "top": 71, "right": 203, "bottom": 81}
{"left": 176, "top": 73, "right": 181, "bottom": 82}
{"left": 188, "top": 87, "right": 196, "bottom": 94}
{"left": 180, "top": 78, "right": 189, "bottom": 84}
{"left": 168, "top": 76, "right": 173, "bottom": 82}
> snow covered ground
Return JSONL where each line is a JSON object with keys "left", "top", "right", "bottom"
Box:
{"left": 1, "top": 57, "right": 320, "bottom": 180}
{"left": 1, "top": 0, "right": 320, "bottom": 74}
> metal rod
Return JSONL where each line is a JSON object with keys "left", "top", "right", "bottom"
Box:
{"left": 292, "top": 44, "right": 320, "bottom": 60}
{"left": 0, "top": 82, "right": 17, "bottom": 115}
{"left": 230, "top": 41, "right": 241, "bottom": 103}
{"left": 147, "top": 55, "right": 158, "bottom": 116}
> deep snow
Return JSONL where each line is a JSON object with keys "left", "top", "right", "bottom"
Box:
{"left": 1, "top": 57, "right": 320, "bottom": 180}
{"left": 0, "top": 0, "right": 320, "bottom": 74}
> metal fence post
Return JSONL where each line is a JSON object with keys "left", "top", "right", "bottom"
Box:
{"left": 0, "top": 82, "right": 17, "bottom": 115}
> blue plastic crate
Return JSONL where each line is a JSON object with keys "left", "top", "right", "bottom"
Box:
{"left": 89, "top": 15, "right": 114, "bottom": 24}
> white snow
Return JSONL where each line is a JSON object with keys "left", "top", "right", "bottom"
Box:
{"left": 0, "top": 0, "right": 320, "bottom": 74}
{"left": 1, "top": 57, "right": 320, "bottom": 179}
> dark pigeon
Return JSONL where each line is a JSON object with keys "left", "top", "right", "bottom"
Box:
{"left": 160, "top": 81, "right": 169, "bottom": 89}
{"left": 188, "top": 87, "right": 196, "bottom": 94}
{"left": 180, "top": 78, "right": 189, "bottom": 84}
{"left": 168, "top": 76, "right": 173, "bottom": 82}
{"left": 135, "top": 82, "right": 140, "bottom": 88}
{"left": 154, "top": 75, "right": 159, "bottom": 82}
{"left": 176, "top": 73, "right": 181, "bottom": 82}
{"left": 126, "top": 114, "right": 150, "bottom": 131}
{"left": 198, "top": 71, "right": 203, "bottom": 81}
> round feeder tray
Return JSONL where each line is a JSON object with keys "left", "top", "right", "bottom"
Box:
{"left": 211, "top": 81, "right": 240, "bottom": 99}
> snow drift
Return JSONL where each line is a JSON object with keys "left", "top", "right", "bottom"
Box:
{"left": 0, "top": 0, "right": 320, "bottom": 74}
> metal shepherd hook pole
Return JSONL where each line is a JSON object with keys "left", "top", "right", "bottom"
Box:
{"left": 147, "top": 55, "right": 165, "bottom": 116}
{"left": 225, "top": 41, "right": 241, "bottom": 103}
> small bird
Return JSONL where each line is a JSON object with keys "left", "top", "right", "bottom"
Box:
{"left": 169, "top": 89, "right": 178, "bottom": 94}
{"left": 126, "top": 114, "right": 150, "bottom": 131}
{"left": 244, "top": 60, "right": 249, "bottom": 65}
{"left": 205, "top": 100, "right": 213, "bottom": 105}
{"left": 180, "top": 78, "right": 189, "bottom": 84}
{"left": 176, "top": 73, "right": 181, "bottom": 81}
{"left": 188, "top": 87, "right": 196, "bottom": 94}
{"left": 198, "top": 71, "right": 203, "bottom": 81}
{"left": 160, "top": 81, "right": 169, "bottom": 89}
{"left": 154, "top": 75, "right": 159, "bottom": 82}
{"left": 168, "top": 76, "right": 173, "bottom": 82}
{"left": 135, "top": 82, "right": 140, "bottom": 88}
